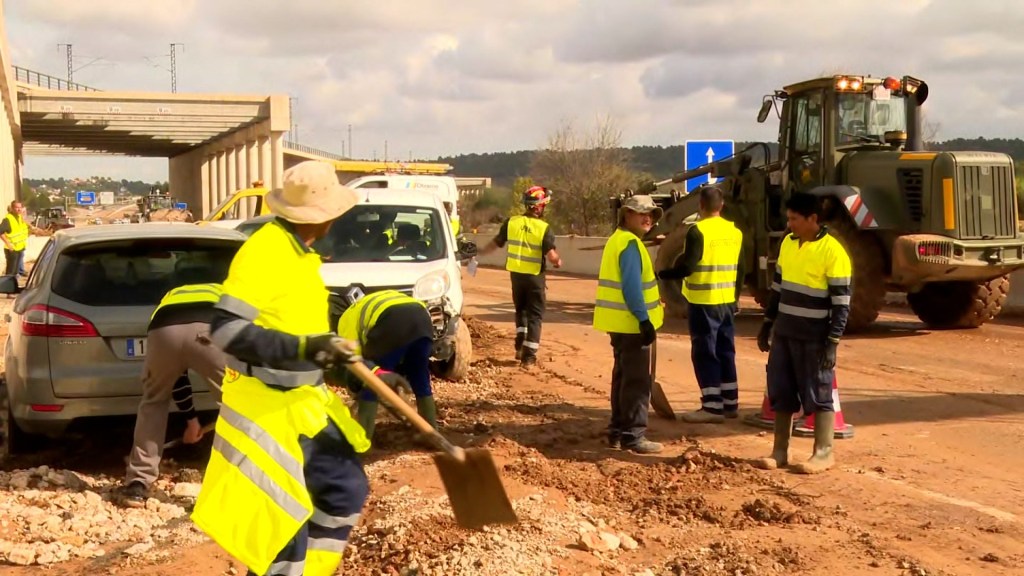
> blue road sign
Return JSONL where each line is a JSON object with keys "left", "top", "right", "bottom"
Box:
{"left": 174, "top": 202, "right": 187, "bottom": 210}
{"left": 683, "top": 140, "right": 735, "bottom": 193}
{"left": 76, "top": 191, "right": 96, "bottom": 206}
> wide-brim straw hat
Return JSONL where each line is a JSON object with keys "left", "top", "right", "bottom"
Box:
{"left": 265, "top": 160, "right": 358, "bottom": 224}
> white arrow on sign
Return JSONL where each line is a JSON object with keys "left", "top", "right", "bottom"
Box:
{"left": 705, "top": 147, "right": 716, "bottom": 183}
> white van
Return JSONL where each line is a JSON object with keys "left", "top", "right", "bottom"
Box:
{"left": 236, "top": 187, "right": 476, "bottom": 380}
{"left": 346, "top": 175, "right": 461, "bottom": 236}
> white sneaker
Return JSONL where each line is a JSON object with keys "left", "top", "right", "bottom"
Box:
{"left": 680, "top": 409, "right": 725, "bottom": 424}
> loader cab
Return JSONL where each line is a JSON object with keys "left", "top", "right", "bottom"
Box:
{"left": 766, "top": 75, "right": 928, "bottom": 197}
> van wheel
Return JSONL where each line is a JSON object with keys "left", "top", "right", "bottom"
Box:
{"left": 431, "top": 319, "right": 472, "bottom": 382}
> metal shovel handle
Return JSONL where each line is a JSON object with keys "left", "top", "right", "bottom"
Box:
{"left": 342, "top": 358, "right": 465, "bottom": 461}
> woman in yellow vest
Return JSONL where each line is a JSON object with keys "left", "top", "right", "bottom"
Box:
{"left": 195, "top": 161, "right": 387, "bottom": 576}
{"left": 1, "top": 200, "right": 30, "bottom": 277}
{"left": 479, "top": 186, "right": 562, "bottom": 366}
{"left": 656, "top": 184, "right": 745, "bottom": 424}
{"left": 592, "top": 195, "right": 665, "bottom": 454}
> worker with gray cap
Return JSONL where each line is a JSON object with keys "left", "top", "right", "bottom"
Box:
{"left": 593, "top": 195, "right": 665, "bottom": 454}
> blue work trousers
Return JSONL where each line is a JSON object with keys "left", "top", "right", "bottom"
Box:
{"left": 358, "top": 336, "right": 434, "bottom": 401}
{"left": 687, "top": 303, "right": 738, "bottom": 415}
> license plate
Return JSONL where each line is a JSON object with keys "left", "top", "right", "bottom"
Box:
{"left": 126, "top": 338, "right": 147, "bottom": 358}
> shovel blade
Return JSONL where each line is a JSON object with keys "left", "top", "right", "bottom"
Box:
{"left": 433, "top": 448, "right": 518, "bottom": 530}
{"left": 650, "top": 379, "right": 676, "bottom": 420}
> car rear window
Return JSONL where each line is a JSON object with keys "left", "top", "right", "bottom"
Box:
{"left": 51, "top": 238, "right": 239, "bottom": 306}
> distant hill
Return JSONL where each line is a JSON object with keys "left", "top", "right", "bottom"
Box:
{"left": 435, "top": 138, "right": 1024, "bottom": 188}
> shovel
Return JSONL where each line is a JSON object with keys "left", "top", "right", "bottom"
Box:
{"left": 649, "top": 339, "right": 676, "bottom": 420}
{"left": 342, "top": 358, "right": 519, "bottom": 530}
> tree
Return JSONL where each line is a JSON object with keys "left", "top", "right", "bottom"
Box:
{"left": 530, "top": 116, "right": 633, "bottom": 236}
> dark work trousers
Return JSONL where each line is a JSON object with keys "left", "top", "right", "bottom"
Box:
{"left": 511, "top": 271, "right": 546, "bottom": 357}
{"left": 766, "top": 334, "right": 834, "bottom": 415}
{"left": 250, "top": 420, "right": 369, "bottom": 576}
{"left": 687, "top": 303, "right": 738, "bottom": 415}
{"left": 358, "top": 336, "right": 434, "bottom": 401}
{"left": 4, "top": 248, "right": 24, "bottom": 276}
{"left": 608, "top": 332, "right": 652, "bottom": 446}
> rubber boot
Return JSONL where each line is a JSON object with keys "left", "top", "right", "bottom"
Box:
{"left": 514, "top": 334, "right": 525, "bottom": 360}
{"left": 752, "top": 412, "right": 792, "bottom": 470}
{"left": 356, "top": 400, "right": 378, "bottom": 440}
{"left": 792, "top": 411, "right": 835, "bottom": 474}
{"left": 416, "top": 396, "right": 439, "bottom": 430}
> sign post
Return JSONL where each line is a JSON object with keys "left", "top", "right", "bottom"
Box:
{"left": 683, "top": 140, "right": 735, "bottom": 193}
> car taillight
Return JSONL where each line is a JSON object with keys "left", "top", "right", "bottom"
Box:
{"left": 22, "top": 304, "right": 99, "bottom": 337}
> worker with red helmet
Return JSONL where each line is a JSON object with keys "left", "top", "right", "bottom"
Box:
{"left": 481, "top": 185, "right": 562, "bottom": 366}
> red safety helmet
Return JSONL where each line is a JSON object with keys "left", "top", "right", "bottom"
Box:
{"left": 523, "top": 185, "right": 552, "bottom": 208}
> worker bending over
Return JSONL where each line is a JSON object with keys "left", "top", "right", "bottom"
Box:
{"left": 657, "top": 184, "right": 744, "bottom": 423}
{"left": 593, "top": 195, "right": 665, "bottom": 454}
{"left": 754, "top": 192, "right": 851, "bottom": 474}
{"left": 481, "top": 185, "right": 562, "bottom": 366}
{"left": 337, "top": 288, "right": 437, "bottom": 439}
{"left": 193, "top": 160, "right": 401, "bottom": 576}
{"left": 114, "top": 282, "right": 229, "bottom": 508}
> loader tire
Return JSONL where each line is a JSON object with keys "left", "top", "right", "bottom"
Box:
{"left": 825, "top": 217, "right": 886, "bottom": 332}
{"left": 654, "top": 223, "right": 693, "bottom": 319}
{"left": 907, "top": 275, "right": 1009, "bottom": 329}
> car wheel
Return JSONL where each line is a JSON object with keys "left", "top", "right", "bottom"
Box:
{"left": 0, "top": 379, "right": 41, "bottom": 461}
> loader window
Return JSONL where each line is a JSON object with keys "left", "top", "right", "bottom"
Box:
{"left": 789, "top": 91, "right": 824, "bottom": 189}
{"left": 836, "top": 93, "right": 907, "bottom": 145}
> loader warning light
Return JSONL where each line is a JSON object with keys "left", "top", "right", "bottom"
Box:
{"left": 883, "top": 76, "right": 901, "bottom": 90}
{"left": 835, "top": 76, "right": 863, "bottom": 91}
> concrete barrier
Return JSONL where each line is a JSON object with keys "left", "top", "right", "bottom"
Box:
{"left": 467, "top": 233, "right": 1024, "bottom": 312}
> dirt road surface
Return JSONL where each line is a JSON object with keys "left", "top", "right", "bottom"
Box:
{"left": 2, "top": 266, "right": 1023, "bottom": 575}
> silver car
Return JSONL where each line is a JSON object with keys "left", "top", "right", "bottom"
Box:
{"left": 0, "top": 223, "right": 247, "bottom": 457}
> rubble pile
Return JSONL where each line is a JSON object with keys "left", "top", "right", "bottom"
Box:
{"left": 0, "top": 465, "right": 205, "bottom": 566}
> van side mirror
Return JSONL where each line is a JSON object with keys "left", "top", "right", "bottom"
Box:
{"left": 457, "top": 238, "right": 478, "bottom": 261}
{"left": 757, "top": 99, "right": 773, "bottom": 123}
{"left": 0, "top": 275, "right": 21, "bottom": 294}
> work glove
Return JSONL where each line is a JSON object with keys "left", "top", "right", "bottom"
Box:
{"left": 639, "top": 319, "right": 657, "bottom": 347}
{"left": 303, "top": 333, "right": 358, "bottom": 369}
{"left": 375, "top": 368, "right": 413, "bottom": 396}
{"left": 820, "top": 340, "right": 839, "bottom": 371}
{"left": 756, "top": 321, "right": 773, "bottom": 353}
{"left": 656, "top": 267, "right": 685, "bottom": 280}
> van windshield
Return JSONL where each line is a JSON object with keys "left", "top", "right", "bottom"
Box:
{"left": 314, "top": 205, "right": 447, "bottom": 263}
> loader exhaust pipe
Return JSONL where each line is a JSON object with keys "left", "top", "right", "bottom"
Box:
{"left": 904, "top": 77, "right": 929, "bottom": 151}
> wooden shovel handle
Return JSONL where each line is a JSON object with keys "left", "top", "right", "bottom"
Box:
{"left": 342, "top": 358, "right": 464, "bottom": 460}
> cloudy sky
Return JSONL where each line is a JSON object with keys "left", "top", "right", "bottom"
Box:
{"left": 7, "top": 0, "right": 1024, "bottom": 182}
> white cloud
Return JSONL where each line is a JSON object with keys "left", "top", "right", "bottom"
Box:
{"left": 5, "top": 0, "right": 1024, "bottom": 181}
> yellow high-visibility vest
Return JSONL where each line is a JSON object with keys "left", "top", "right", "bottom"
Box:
{"left": 773, "top": 229, "right": 853, "bottom": 327}
{"left": 505, "top": 214, "right": 548, "bottom": 275}
{"left": 682, "top": 217, "right": 743, "bottom": 305}
{"left": 337, "top": 289, "right": 426, "bottom": 353}
{"left": 4, "top": 214, "right": 27, "bottom": 251}
{"left": 150, "top": 283, "right": 223, "bottom": 321}
{"left": 451, "top": 216, "right": 461, "bottom": 237}
{"left": 192, "top": 220, "right": 369, "bottom": 576}
{"left": 593, "top": 228, "right": 664, "bottom": 334}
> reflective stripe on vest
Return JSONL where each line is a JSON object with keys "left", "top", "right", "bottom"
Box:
{"left": 682, "top": 217, "right": 742, "bottom": 305}
{"left": 4, "top": 214, "right": 27, "bottom": 251}
{"left": 774, "top": 231, "right": 852, "bottom": 322}
{"left": 193, "top": 220, "right": 370, "bottom": 575}
{"left": 505, "top": 214, "right": 548, "bottom": 275}
{"left": 592, "top": 228, "right": 664, "bottom": 334}
{"left": 336, "top": 289, "right": 425, "bottom": 352}
{"left": 150, "top": 283, "right": 224, "bottom": 321}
